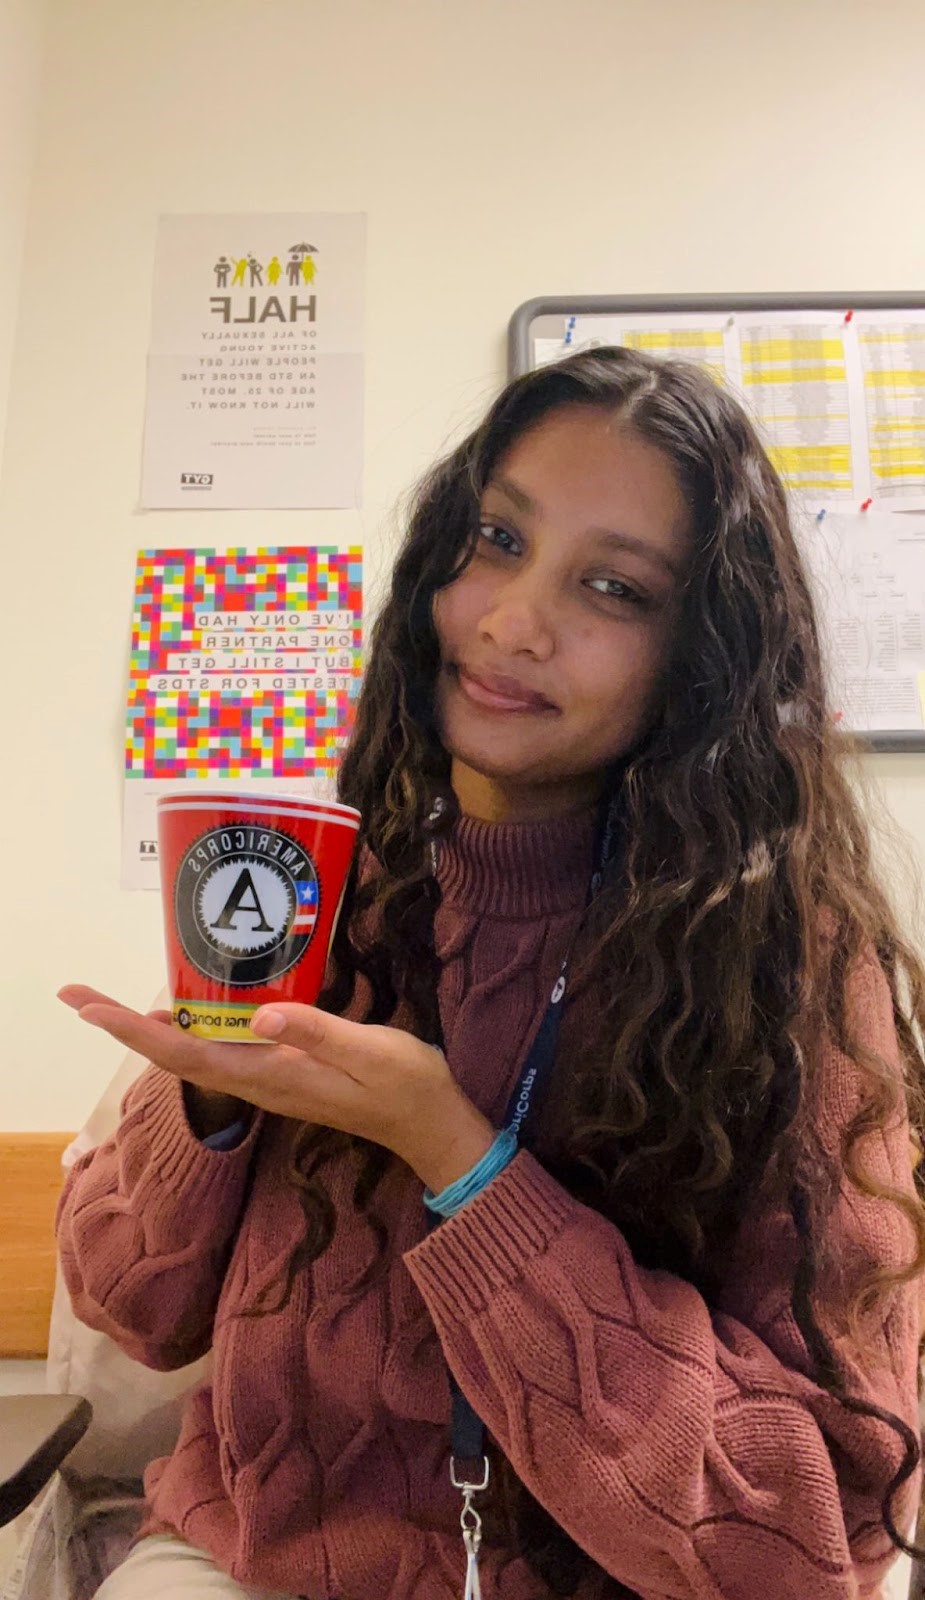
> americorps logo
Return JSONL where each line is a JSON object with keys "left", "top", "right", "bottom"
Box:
{"left": 180, "top": 472, "right": 214, "bottom": 489}
{"left": 175, "top": 823, "right": 321, "bottom": 986}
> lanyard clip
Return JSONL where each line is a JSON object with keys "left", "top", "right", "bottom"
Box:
{"left": 450, "top": 1454, "right": 490, "bottom": 1496}
{"left": 451, "top": 1456, "right": 489, "bottom": 1600}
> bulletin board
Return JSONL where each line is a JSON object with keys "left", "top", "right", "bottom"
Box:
{"left": 508, "top": 294, "right": 925, "bottom": 751}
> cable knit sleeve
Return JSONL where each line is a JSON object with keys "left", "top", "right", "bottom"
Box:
{"left": 57, "top": 1065, "right": 264, "bottom": 1371}
{"left": 405, "top": 958, "right": 921, "bottom": 1600}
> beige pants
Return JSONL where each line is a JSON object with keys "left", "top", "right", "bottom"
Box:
{"left": 94, "top": 1534, "right": 299, "bottom": 1599}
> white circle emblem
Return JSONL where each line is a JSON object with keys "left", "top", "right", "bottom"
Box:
{"left": 196, "top": 858, "right": 293, "bottom": 955}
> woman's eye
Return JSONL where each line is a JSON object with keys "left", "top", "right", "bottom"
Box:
{"left": 586, "top": 576, "right": 646, "bottom": 605}
{"left": 478, "top": 521, "right": 520, "bottom": 554}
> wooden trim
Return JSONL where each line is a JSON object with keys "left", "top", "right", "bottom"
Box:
{"left": 0, "top": 1134, "right": 73, "bottom": 1358}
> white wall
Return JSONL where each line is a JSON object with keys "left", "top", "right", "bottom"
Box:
{"left": 0, "top": 0, "right": 47, "bottom": 465}
{"left": 3, "top": 0, "right": 925, "bottom": 1130}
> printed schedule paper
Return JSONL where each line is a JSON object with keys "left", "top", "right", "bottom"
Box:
{"left": 855, "top": 312, "right": 925, "bottom": 504}
{"left": 737, "top": 318, "right": 855, "bottom": 499}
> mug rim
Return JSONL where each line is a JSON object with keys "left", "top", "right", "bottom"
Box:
{"left": 156, "top": 790, "right": 361, "bottom": 824}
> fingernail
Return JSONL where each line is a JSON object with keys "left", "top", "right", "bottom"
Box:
{"left": 251, "top": 1008, "right": 286, "bottom": 1038}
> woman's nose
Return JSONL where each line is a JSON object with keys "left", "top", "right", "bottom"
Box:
{"left": 478, "top": 575, "right": 555, "bottom": 660}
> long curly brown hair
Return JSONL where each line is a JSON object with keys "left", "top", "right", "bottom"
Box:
{"left": 272, "top": 348, "right": 925, "bottom": 1594}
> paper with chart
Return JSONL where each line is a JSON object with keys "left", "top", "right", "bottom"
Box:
{"left": 797, "top": 511, "right": 925, "bottom": 733}
{"left": 736, "top": 315, "right": 858, "bottom": 500}
{"left": 534, "top": 307, "right": 925, "bottom": 512}
{"left": 855, "top": 311, "right": 925, "bottom": 505}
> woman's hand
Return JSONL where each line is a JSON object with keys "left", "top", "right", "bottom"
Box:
{"left": 58, "top": 985, "right": 495, "bottom": 1194}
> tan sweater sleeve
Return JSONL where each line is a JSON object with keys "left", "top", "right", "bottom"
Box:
{"left": 57, "top": 1065, "right": 264, "bottom": 1371}
{"left": 405, "top": 960, "right": 920, "bottom": 1600}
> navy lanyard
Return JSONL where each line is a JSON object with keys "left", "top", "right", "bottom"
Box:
{"left": 429, "top": 796, "right": 619, "bottom": 1465}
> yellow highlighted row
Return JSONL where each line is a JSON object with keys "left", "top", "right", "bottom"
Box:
{"left": 864, "top": 370, "right": 925, "bottom": 386}
{"left": 745, "top": 367, "right": 846, "bottom": 385}
{"left": 741, "top": 339, "right": 844, "bottom": 361}
{"left": 872, "top": 459, "right": 925, "bottom": 474}
{"left": 624, "top": 330, "right": 724, "bottom": 349}
{"left": 769, "top": 447, "right": 851, "bottom": 466}
{"left": 769, "top": 462, "right": 850, "bottom": 481}
{"left": 860, "top": 331, "right": 925, "bottom": 343}
{"left": 771, "top": 473, "right": 851, "bottom": 486}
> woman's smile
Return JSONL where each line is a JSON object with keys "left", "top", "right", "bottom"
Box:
{"left": 450, "top": 662, "right": 560, "bottom": 715}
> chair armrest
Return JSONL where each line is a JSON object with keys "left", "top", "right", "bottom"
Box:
{"left": 0, "top": 1394, "right": 92, "bottom": 1526}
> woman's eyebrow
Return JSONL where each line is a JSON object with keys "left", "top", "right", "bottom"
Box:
{"left": 590, "top": 528, "right": 681, "bottom": 580}
{"left": 485, "top": 475, "right": 537, "bottom": 515}
{"left": 486, "top": 475, "right": 680, "bottom": 580}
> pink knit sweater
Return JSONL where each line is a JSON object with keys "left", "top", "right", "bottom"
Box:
{"left": 57, "top": 811, "right": 920, "bottom": 1599}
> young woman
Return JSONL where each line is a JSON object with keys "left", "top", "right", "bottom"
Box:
{"left": 58, "top": 348, "right": 924, "bottom": 1600}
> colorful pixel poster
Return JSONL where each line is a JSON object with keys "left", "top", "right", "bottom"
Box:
{"left": 122, "top": 546, "right": 362, "bottom": 890}
{"left": 141, "top": 213, "right": 365, "bottom": 509}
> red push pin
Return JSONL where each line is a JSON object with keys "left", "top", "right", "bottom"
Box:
{"left": 844, "top": 309, "right": 854, "bottom": 323}
{"left": 860, "top": 498, "right": 873, "bottom": 511}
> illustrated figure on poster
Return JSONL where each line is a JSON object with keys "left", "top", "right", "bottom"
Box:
{"left": 247, "top": 255, "right": 264, "bottom": 287}
{"left": 232, "top": 256, "right": 248, "bottom": 287}
{"left": 213, "top": 255, "right": 232, "bottom": 288}
{"left": 267, "top": 255, "right": 282, "bottom": 286}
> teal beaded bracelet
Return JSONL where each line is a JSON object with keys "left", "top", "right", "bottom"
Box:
{"left": 423, "top": 1127, "right": 518, "bottom": 1218}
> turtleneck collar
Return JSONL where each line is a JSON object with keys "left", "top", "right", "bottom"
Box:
{"left": 435, "top": 806, "right": 597, "bottom": 919}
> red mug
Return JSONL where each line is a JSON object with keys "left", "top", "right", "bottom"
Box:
{"left": 156, "top": 791, "right": 361, "bottom": 1041}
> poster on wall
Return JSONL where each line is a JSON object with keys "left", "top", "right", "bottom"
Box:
{"left": 141, "top": 213, "right": 365, "bottom": 509}
{"left": 122, "top": 546, "right": 363, "bottom": 889}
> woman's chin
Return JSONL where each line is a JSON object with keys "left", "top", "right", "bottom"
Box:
{"left": 444, "top": 741, "right": 545, "bottom": 790}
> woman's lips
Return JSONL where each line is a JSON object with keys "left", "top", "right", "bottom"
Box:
{"left": 454, "top": 665, "right": 557, "bottom": 715}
